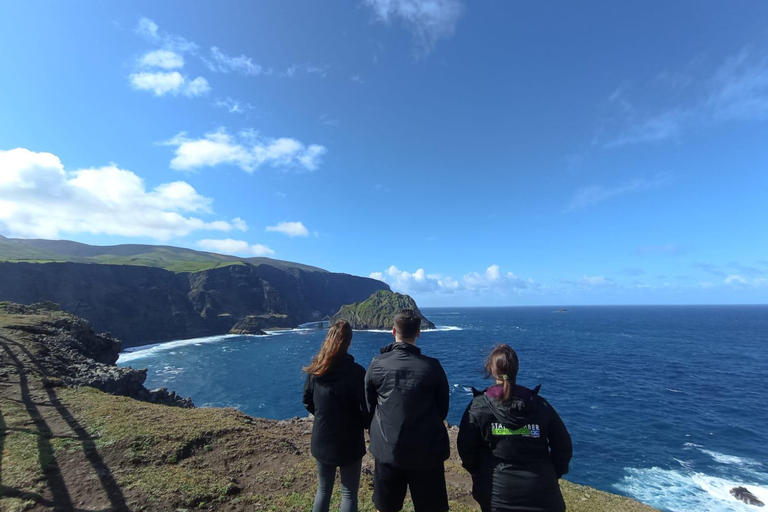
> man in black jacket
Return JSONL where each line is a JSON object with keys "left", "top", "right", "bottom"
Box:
{"left": 365, "top": 309, "right": 450, "bottom": 512}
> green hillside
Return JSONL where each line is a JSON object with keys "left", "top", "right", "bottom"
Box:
{"left": 0, "top": 236, "right": 327, "bottom": 273}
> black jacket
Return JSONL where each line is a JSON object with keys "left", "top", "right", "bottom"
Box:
{"left": 457, "top": 384, "right": 572, "bottom": 512}
{"left": 365, "top": 342, "right": 450, "bottom": 470}
{"left": 303, "top": 354, "right": 369, "bottom": 466}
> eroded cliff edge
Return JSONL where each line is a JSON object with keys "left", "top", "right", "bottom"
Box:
{"left": 0, "top": 260, "right": 388, "bottom": 347}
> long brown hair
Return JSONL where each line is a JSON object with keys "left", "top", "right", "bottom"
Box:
{"left": 484, "top": 344, "right": 519, "bottom": 402}
{"left": 303, "top": 320, "right": 353, "bottom": 377}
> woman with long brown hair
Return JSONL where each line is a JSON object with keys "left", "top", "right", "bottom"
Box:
{"left": 457, "top": 344, "right": 572, "bottom": 512}
{"left": 303, "top": 320, "right": 369, "bottom": 512}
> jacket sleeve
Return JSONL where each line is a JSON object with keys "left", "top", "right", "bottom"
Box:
{"left": 542, "top": 398, "right": 572, "bottom": 478}
{"left": 457, "top": 399, "right": 485, "bottom": 474}
{"left": 302, "top": 374, "right": 315, "bottom": 415}
{"left": 435, "top": 362, "right": 450, "bottom": 420}
{"left": 356, "top": 366, "right": 372, "bottom": 429}
{"left": 364, "top": 361, "right": 378, "bottom": 427}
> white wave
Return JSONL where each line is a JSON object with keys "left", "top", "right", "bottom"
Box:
{"left": 616, "top": 467, "right": 768, "bottom": 512}
{"left": 118, "top": 334, "right": 241, "bottom": 363}
{"left": 699, "top": 449, "right": 764, "bottom": 469}
{"left": 353, "top": 325, "right": 463, "bottom": 333}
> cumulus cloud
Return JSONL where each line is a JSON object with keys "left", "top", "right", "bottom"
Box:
{"left": 197, "top": 238, "right": 274, "bottom": 257}
{"left": 363, "top": 0, "right": 464, "bottom": 56}
{"left": 162, "top": 129, "right": 327, "bottom": 172}
{"left": 265, "top": 221, "right": 310, "bottom": 237}
{"left": 206, "top": 47, "right": 270, "bottom": 76}
{"left": 138, "top": 49, "right": 184, "bottom": 69}
{"left": 370, "top": 264, "right": 531, "bottom": 295}
{"left": 0, "top": 148, "right": 245, "bottom": 240}
{"left": 129, "top": 71, "right": 210, "bottom": 97}
{"left": 130, "top": 18, "right": 209, "bottom": 97}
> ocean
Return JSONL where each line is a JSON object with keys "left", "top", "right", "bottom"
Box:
{"left": 117, "top": 305, "right": 768, "bottom": 512}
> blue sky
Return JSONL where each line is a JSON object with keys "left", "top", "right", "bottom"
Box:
{"left": 1, "top": 0, "right": 767, "bottom": 306}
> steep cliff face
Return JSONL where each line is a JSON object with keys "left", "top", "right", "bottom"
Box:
{"left": 0, "top": 261, "right": 389, "bottom": 347}
{"left": 330, "top": 290, "right": 436, "bottom": 330}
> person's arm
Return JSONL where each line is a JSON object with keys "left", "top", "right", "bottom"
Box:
{"left": 435, "top": 363, "right": 450, "bottom": 420}
{"left": 302, "top": 373, "right": 315, "bottom": 415}
{"left": 364, "top": 361, "right": 378, "bottom": 427}
{"left": 457, "top": 400, "right": 485, "bottom": 474}
{"left": 542, "top": 398, "right": 572, "bottom": 478}
{"left": 356, "top": 366, "right": 372, "bottom": 429}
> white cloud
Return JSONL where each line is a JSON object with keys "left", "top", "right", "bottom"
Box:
{"left": 163, "top": 129, "right": 327, "bottom": 172}
{"left": 0, "top": 148, "right": 245, "bottom": 240}
{"left": 724, "top": 274, "right": 747, "bottom": 284}
{"left": 134, "top": 17, "right": 198, "bottom": 54}
{"left": 265, "top": 221, "right": 310, "bottom": 237}
{"left": 363, "top": 0, "right": 464, "bottom": 56}
{"left": 566, "top": 174, "right": 672, "bottom": 211}
{"left": 197, "top": 238, "right": 274, "bottom": 257}
{"left": 139, "top": 49, "right": 184, "bottom": 69}
{"left": 207, "top": 46, "right": 270, "bottom": 76}
{"left": 578, "top": 275, "right": 616, "bottom": 286}
{"left": 135, "top": 17, "right": 159, "bottom": 40}
{"left": 129, "top": 71, "right": 210, "bottom": 97}
{"left": 599, "top": 45, "right": 768, "bottom": 148}
{"left": 283, "top": 64, "right": 330, "bottom": 78}
{"left": 370, "top": 264, "right": 530, "bottom": 295}
{"left": 214, "top": 97, "right": 254, "bottom": 114}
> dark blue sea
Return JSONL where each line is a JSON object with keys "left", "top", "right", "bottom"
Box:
{"left": 118, "top": 306, "right": 768, "bottom": 512}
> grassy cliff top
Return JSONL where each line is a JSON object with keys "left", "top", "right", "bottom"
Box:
{"left": 0, "top": 307, "right": 658, "bottom": 512}
{"left": 0, "top": 236, "right": 328, "bottom": 273}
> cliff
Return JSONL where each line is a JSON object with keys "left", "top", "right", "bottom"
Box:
{"left": 0, "top": 304, "right": 659, "bottom": 512}
{"left": 330, "top": 290, "right": 436, "bottom": 330}
{"left": 0, "top": 240, "right": 389, "bottom": 347}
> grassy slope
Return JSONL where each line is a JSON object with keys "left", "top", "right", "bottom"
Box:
{"left": 0, "top": 309, "right": 659, "bottom": 512}
{"left": 0, "top": 237, "right": 327, "bottom": 274}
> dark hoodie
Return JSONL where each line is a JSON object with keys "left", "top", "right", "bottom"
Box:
{"left": 457, "top": 384, "right": 572, "bottom": 512}
{"left": 303, "top": 353, "right": 369, "bottom": 466}
{"left": 365, "top": 342, "right": 450, "bottom": 470}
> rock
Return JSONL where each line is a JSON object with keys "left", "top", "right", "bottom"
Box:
{"left": 330, "top": 290, "right": 436, "bottom": 330}
{"left": 731, "top": 487, "right": 765, "bottom": 507}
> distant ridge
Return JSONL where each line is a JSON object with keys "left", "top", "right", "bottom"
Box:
{"left": 0, "top": 236, "right": 326, "bottom": 273}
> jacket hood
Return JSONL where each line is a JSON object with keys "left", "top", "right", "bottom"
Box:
{"left": 379, "top": 341, "right": 422, "bottom": 356}
{"left": 479, "top": 384, "right": 541, "bottom": 427}
{"left": 314, "top": 353, "right": 355, "bottom": 383}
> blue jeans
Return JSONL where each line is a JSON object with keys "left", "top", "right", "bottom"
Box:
{"left": 312, "top": 458, "right": 362, "bottom": 512}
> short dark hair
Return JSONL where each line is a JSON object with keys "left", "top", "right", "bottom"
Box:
{"left": 394, "top": 309, "right": 421, "bottom": 339}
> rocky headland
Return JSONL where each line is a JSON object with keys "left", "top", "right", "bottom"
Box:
{"left": 0, "top": 238, "right": 389, "bottom": 347}
{"left": 0, "top": 302, "right": 660, "bottom": 512}
{"left": 330, "top": 290, "right": 437, "bottom": 330}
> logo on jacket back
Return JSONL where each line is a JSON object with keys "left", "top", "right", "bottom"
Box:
{"left": 491, "top": 422, "right": 540, "bottom": 438}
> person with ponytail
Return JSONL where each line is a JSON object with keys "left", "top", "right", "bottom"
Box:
{"left": 457, "top": 344, "right": 572, "bottom": 512}
{"left": 303, "top": 320, "right": 370, "bottom": 512}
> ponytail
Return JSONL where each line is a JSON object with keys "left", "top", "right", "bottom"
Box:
{"left": 484, "top": 344, "right": 519, "bottom": 402}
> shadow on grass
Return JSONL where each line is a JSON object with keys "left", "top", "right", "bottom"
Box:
{"left": 0, "top": 335, "right": 130, "bottom": 511}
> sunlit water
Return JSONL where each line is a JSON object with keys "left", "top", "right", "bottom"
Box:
{"left": 118, "top": 306, "right": 768, "bottom": 512}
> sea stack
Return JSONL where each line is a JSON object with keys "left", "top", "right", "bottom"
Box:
{"left": 330, "top": 290, "right": 436, "bottom": 330}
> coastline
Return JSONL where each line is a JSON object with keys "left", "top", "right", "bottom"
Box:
{"left": 0, "top": 303, "right": 659, "bottom": 511}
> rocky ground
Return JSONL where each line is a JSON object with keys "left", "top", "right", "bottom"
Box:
{"left": 0, "top": 303, "right": 658, "bottom": 511}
